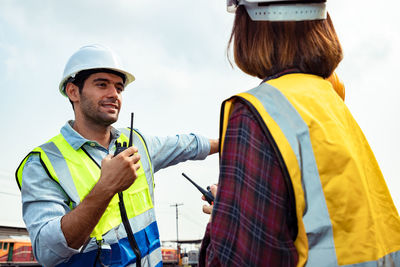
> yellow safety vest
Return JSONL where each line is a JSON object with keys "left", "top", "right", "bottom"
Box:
{"left": 220, "top": 73, "right": 400, "bottom": 266}
{"left": 16, "top": 128, "right": 161, "bottom": 266}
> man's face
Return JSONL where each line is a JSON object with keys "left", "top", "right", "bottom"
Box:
{"left": 78, "top": 72, "right": 125, "bottom": 126}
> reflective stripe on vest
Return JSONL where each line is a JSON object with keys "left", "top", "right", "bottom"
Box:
{"left": 16, "top": 128, "right": 161, "bottom": 266}
{"left": 220, "top": 73, "right": 400, "bottom": 266}
{"left": 56, "top": 221, "right": 162, "bottom": 267}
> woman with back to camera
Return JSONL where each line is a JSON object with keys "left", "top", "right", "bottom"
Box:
{"left": 200, "top": 0, "right": 400, "bottom": 266}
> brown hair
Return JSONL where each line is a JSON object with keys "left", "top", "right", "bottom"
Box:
{"left": 228, "top": 6, "right": 343, "bottom": 79}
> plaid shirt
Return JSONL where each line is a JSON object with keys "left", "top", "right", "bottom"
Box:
{"left": 200, "top": 98, "right": 298, "bottom": 267}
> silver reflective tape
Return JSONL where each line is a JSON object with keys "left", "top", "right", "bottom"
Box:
{"left": 81, "top": 208, "right": 157, "bottom": 253}
{"left": 40, "top": 142, "right": 80, "bottom": 205}
{"left": 146, "top": 246, "right": 162, "bottom": 267}
{"left": 126, "top": 248, "right": 162, "bottom": 267}
{"left": 115, "top": 208, "right": 157, "bottom": 239}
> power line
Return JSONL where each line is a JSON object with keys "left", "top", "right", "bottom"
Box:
{"left": 180, "top": 213, "right": 204, "bottom": 228}
{"left": 0, "top": 191, "right": 19, "bottom": 196}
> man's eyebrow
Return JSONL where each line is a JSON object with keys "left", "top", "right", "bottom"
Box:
{"left": 93, "top": 78, "right": 110, "bottom": 83}
{"left": 93, "top": 78, "right": 124, "bottom": 87}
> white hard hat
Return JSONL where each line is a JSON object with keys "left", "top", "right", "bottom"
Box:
{"left": 59, "top": 44, "right": 135, "bottom": 97}
{"left": 227, "top": 0, "right": 327, "bottom": 21}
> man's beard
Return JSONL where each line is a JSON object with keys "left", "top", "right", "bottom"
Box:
{"left": 80, "top": 93, "right": 119, "bottom": 126}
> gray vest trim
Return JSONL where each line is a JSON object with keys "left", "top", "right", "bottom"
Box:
{"left": 126, "top": 247, "right": 162, "bottom": 267}
{"left": 40, "top": 142, "right": 81, "bottom": 206}
{"left": 145, "top": 246, "right": 162, "bottom": 267}
{"left": 247, "top": 83, "right": 338, "bottom": 266}
{"left": 81, "top": 207, "right": 157, "bottom": 253}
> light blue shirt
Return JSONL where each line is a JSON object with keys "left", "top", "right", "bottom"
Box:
{"left": 20, "top": 121, "right": 210, "bottom": 267}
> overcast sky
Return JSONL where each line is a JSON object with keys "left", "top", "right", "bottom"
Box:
{"left": 1, "top": 0, "right": 399, "bottom": 242}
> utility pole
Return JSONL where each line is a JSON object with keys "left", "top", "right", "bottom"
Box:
{"left": 170, "top": 203, "right": 183, "bottom": 266}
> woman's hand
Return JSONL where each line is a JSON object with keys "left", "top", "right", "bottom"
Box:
{"left": 202, "top": 184, "right": 218, "bottom": 221}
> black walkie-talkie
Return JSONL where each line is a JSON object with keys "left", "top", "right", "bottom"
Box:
{"left": 182, "top": 172, "right": 215, "bottom": 205}
{"left": 114, "top": 113, "right": 134, "bottom": 155}
{"left": 115, "top": 112, "right": 142, "bottom": 267}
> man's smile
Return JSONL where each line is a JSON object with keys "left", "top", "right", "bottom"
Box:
{"left": 100, "top": 101, "right": 119, "bottom": 112}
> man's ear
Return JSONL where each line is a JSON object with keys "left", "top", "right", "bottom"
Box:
{"left": 65, "top": 83, "right": 79, "bottom": 102}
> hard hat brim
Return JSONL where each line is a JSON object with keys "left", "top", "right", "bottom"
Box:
{"left": 59, "top": 67, "right": 135, "bottom": 97}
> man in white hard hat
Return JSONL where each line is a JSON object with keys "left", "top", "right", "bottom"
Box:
{"left": 16, "top": 44, "right": 219, "bottom": 267}
{"left": 199, "top": 0, "right": 400, "bottom": 266}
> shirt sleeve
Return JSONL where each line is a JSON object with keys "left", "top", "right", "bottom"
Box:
{"left": 201, "top": 99, "right": 298, "bottom": 266}
{"left": 142, "top": 133, "right": 211, "bottom": 173}
{"left": 21, "top": 154, "right": 79, "bottom": 267}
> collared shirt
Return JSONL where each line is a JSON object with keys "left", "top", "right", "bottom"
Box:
{"left": 199, "top": 100, "right": 298, "bottom": 266}
{"left": 21, "top": 120, "right": 211, "bottom": 267}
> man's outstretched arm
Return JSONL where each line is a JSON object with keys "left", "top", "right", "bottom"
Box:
{"left": 208, "top": 138, "right": 219, "bottom": 155}
{"left": 144, "top": 133, "right": 218, "bottom": 173}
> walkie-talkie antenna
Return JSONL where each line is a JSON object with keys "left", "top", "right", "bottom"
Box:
{"left": 182, "top": 173, "right": 214, "bottom": 204}
{"left": 117, "top": 112, "right": 141, "bottom": 266}
{"left": 128, "top": 112, "right": 134, "bottom": 147}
